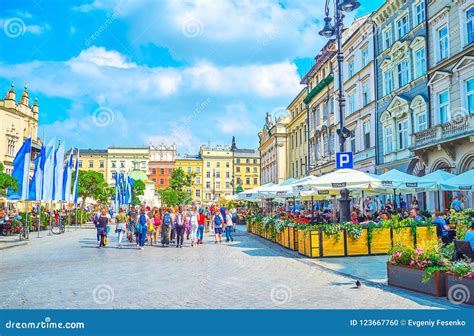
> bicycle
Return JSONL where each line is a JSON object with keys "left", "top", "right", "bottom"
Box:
{"left": 8, "top": 217, "right": 29, "bottom": 241}
{"left": 51, "top": 220, "right": 65, "bottom": 235}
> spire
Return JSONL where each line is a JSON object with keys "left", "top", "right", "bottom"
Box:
{"left": 20, "top": 83, "right": 29, "bottom": 105}
{"left": 33, "top": 97, "right": 39, "bottom": 115}
{"left": 5, "top": 82, "right": 16, "bottom": 100}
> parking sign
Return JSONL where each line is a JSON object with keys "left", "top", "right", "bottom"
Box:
{"left": 335, "top": 152, "right": 353, "bottom": 169}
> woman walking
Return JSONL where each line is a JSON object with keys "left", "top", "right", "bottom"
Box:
{"left": 115, "top": 208, "right": 127, "bottom": 248}
{"left": 97, "top": 208, "right": 111, "bottom": 248}
{"left": 127, "top": 210, "right": 137, "bottom": 243}
{"left": 137, "top": 208, "right": 149, "bottom": 250}
{"left": 153, "top": 209, "right": 162, "bottom": 245}
{"left": 189, "top": 206, "right": 199, "bottom": 247}
{"left": 175, "top": 207, "right": 185, "bottom": 248}
{"left": 146, "top": 214, "right": 155, "bottom": 246}
{"left": 213, "top": 209, "right": 224, "bottom": 244}
{"left": 161, "top": 207, "right": 172, "bottom": 247}
{"left": 197, "top": 209, "right": 206, "bottom": 245}
{"left": 224, "top": 209, "right": 234, "bottom": 242}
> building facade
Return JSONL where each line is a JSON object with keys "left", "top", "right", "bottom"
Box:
{"left": 77, "top": 149, "right": 108, "bottom": 178}
{"left": 107, "top": 147, "right": 149, "bottom": 185}
{"left": 148, "top": 144, "right": 176, "bottom": 190}
{"left": 200, "top": 145, "right": 233, "bottom": 201}
{"left": 373, "top": 0, "right": 429, "bottom": 175}
{"left": 175, "top": 155, "right": 203, "bottom": 203}
{"left": 286, "top": 88, "right": 308, "bottom": 179}
{"left": 233, "top": 149, "right": 260, "bottom": 191}
{"left": 259, "top": 112, "right": 289, "bottom": 184}
{"left": 336, "top": 15, "right": 377, "bottom": 174}
{"left": 0, "top": 84, "right": 41, "bottom": 174}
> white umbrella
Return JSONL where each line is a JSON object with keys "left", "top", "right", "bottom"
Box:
{"left": 419, "top": 169, "right": 455, "bottom": 187}
{"left": 378, "top": 169, "right": 436, "bottom": 193}
{"left": 440, "top": 170, "right": 474, "bottom": 191}
{"left": 236, "top": 183, "right": 275, "bottom": 201}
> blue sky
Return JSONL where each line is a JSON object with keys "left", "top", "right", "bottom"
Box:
{"left": 0, "top": 0, "right": 384, "bottom": 155}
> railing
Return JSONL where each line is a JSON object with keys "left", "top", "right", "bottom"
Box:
{"left": 412, "top": 115, "right": 473, "bottom": 147}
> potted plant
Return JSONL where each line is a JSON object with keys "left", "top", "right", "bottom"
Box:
{"left": 387, "top": 240, "right": 448, "bottom": 297}
{"left": 446, "top": 259, "right": 474, "bottom": 306}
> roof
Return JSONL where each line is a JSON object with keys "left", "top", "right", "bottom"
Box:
{"left": 77, "top": 149, "right": 108, "bottom": 155}
{"left": 234, "top": 149, "right": 260, "bottom": 158}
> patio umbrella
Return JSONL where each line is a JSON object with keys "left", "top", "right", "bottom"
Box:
{"left": 419, "top": 170, "right": 456, "bottom": 210}
{"left": 378, "top": 169, "right": 436, "bottom": 193}
{"left": 440, "top": 170, "right": 474, "bottom": 191}
{"left": 235, "top": 183, "right": 275, "bottom": 201}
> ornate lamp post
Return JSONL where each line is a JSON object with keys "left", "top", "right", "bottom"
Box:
{"left": 319, "top": 0, "right": 360, "bottom": 223}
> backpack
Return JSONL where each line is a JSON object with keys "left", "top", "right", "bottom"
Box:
{"left": 139, "top": 214, "right": 147, "bottom": 226}
{"left": 214, "top": 214, "right": 222, "bottom": 225}
{"left": 176, "top": 213, "right": 184, "bottom": 226}
{"left": 163, "top": 213, "right": 171, "bottom": 226}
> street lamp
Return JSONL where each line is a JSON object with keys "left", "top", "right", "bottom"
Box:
{"left": 318, "top": 0, "right": 360, "bottom": 222}
{"left": 231, "top": 136, "right": 237, "bottom": 195}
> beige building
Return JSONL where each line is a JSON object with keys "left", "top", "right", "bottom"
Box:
{"left": 0, "top": 84, "right": 41, "bottom": 174}
{"left": 107, "top": 147, "right": 149, "bottom": 185}
{"left": 259, "top": 112, "right": 289, "bottom": 184}
{"left": 175, "top": 155, "right": 203, "bottom": 203}
{"left": 200, "top": 145, "right": 233, "bottom": 201}
{"left": 77, "top": 149, "right": 108, "bottom": 178}
{"left": 286, "top": 88, "right": 308, "bottom": 179}
{"left": 233, "top": 149, "right": 260, "bottom": 192}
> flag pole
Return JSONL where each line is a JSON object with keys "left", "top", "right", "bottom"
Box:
{"left": 37, "top": 201, "right": 41, "bottom": 238}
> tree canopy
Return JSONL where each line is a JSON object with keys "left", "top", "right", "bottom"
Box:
{"left": 75, "top": 170, "right": 110, "bottom": 207}
{"left": 158, "top": 167, "right": 195, "bottom": 206}
{"left": 0, "top": 163, "right": 18, "bottom": 197}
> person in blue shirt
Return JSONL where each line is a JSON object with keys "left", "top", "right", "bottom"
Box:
{"left": 450, "top": 196, "right": 463, "bottom": 212}
{"left": 399, "top": 197, "right": 407, "bottom": 211}
{"left": 433, "top": 210, "right": 455, "bottom": 244}
{"left": 464, "top": 222, "right": 474, "bottom": 251}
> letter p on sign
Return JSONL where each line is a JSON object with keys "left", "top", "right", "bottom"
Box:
{"left": 336, "top": 152, "right": 353, "bottom": 169}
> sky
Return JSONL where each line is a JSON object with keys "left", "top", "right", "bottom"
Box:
{"left": 0, "top": 0, "right": 384, "bottom": 155}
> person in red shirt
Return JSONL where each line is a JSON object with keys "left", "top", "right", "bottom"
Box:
{"left": 197, "top": 210, "right": 206, "bottom": 244}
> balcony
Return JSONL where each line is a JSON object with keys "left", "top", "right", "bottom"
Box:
{"left": 411, "top": 115, "right": 473, "bottom": 150}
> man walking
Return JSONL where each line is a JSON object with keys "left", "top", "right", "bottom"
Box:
{"left": 213, "top": 209, "right": 224, "bottom": 244}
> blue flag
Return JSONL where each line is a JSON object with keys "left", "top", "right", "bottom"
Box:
{"left": 72, "top": 149, "right": 80, "bottom": 204}
{"left": 29, "top": 144, "right": 45, "bottom": 201}
{"left": 62, "top": 149, "right": 74, "bottom": 201}
{"left": 8, "top": 137, "right": 32, "bottom": 200}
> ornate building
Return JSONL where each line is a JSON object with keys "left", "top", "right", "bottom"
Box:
{"left": 233, "top": 148, "right": 260, "bottom": 192}
{"left": 373, "top": 0, "right": 429, "bottom": 175}
{"left": 286, "top": 88, "right": 308, "bottom": 179}
{"left": 199, "top": 145, "right": 233, "bottom": 201}
{"left": 0, "top": 84, "right": 41, "bottom": 174}
{"left": 148, "top": 144, "right": 176, "bottom": 190}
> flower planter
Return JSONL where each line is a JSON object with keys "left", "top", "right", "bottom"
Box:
{"left": 392, "top": 227, "right": 414, "bottom": 248}
{"left": 297, "top": 229, "right": 305, "bottom": 255}
{"left": 446, "top": 272, "right": 474, "bottom": 306}
{"left": 321, "top": 232, "right": 345, "bottom": 257}
{"left": 415, "top": 226, "right": 436, "bottom": 245}
{"left": 369, "top": 228, "right": 391, "bottom": 254}
{"left": 346, "top": 228, "right": 369, "bottom": 256}
{"left": 289, "top": 227, "right": 298, "bottom": 251}
{"left": 387, "top": 262, "right": 447, "bottom": 297}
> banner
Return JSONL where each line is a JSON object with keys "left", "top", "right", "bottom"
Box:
{"left": 28, "top": 144, "right": 45, "bottom": 201}
{"left": 42, "top": 138, "right": 56, "bottom": 201}
{"left": 8, "top": 137, "right": 32, "bottom": 200}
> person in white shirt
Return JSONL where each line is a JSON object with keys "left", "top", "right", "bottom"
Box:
{"left": 224, "top": 209, "right": 234, "bottom": 242}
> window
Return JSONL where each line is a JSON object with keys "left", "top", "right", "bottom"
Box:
{"left": 246, "top": 178, "right": 250, "bottom": 185}
{"left": 246, "top": 167, "right": 250, "bottom": 173}
{"left": 159, "top": 168, "right": 164, "bottom": 175}
{"left": 246, "top": 159, "right": 249, "bottom": 164}
{"left": 88, "top": 160, "right": 93, "bottom": 168}
{"left": 467, "top": 7, "right": 474, "bottom": 44}
{"left": 253, "top": 167, "right": 257, "bottom": 173}
{"left": 438, "top": 90, "right": 449, "bottom": 124}
{"left": 348, "top": 59, "right": 355, "bottom": 77}
{"left": 414, "top": 48, "right": 426, "bottom": 78}
{"left": 111, "top": 161, "right": 116, "bottom": 168}
{"left": 206, "top": 162, "right": 210, "bottom": 168}
{"left": 237, "top": 178, "right": 242, "bottom": 185}
{"left": 383, "top": 28, "right": 392, "bottom": 49}
{"left": 362, "top": 81, "right": 370, "bottom": 106}
{"left": 304, "top": 125, "right": 307, "bottom": 142}
{"left": 226, "top": 182, "right": 231, "bottom": 189}
{"left": 195, "top": 167, "right": 200, "bottom": 173}
{"left": 253, "top": 159, "right": 257, "bottom": 164}
{"left": 350, "top": 130, "right": 356, "bottom": 153}
{"left": 99, "top": 161, "right": 104, "bottom": 168}
{"left": 300, "top": 158, "right": 303, "bottom": 175}
{"left": 160, "top": 178, "right": 164, "bottom": 185}
{"left": 206, "top": 172, "right": 211, "bottom": 178}
{"left": 225, "top": 172, "right": 230, "bottom": 178}
{"left": 253, "top": 178, "right": 257, "bottom": 184}
{"left": 383, "top": 70, "right": 393, "bottom": 95}
{"left": 7, "top": 139, "right": 15, "bottom": 156}
{"left": 168, "top": 168, "right": 172, "bottom": 174}
{"left": 330, "top": 130, "right": 335, "bottom": 154}
{"left": 187, "top": 166, "right": 192, "bottom": 173}
{"left": 195, "top": 177, "right": 201, "bottom": 184}
{"left": 206, "top": 182, "right": 211, "bottom": 188}
{"left": 348, "top": 92, "right": 356, "bottom": 114}
{"left": 397, "top": 60, "right": 409, "bottom": 87}
{"left": 384, "top": 126, "right": 393, "bottom": 154}
{"left": 205, "top": 193, "right": 211, "bottom": 200}
{"left": 416, "top": 112, "right": 427, "bottom": 132}
{"left": 216, "top": 162, "right": 220, "bottom": 168}
{"left": 467, "top": 78, "right": 474, "bottom": 114}
{"left": 361, "top": 48, "right": 369, "bottom": 67}
{"left": 216, "top": 182, "right": 221, "bottom": 189}
{"left": 236, "top": 167, "right": 240, "bottom": 173}
{"left": 216, "top": 172, "right": 220, "bottom": 178}
{"left": 414, "top": 2, "right": 425, "bottom": 26}
{"left": 151, "top": 168, "right": 156, "bottom": 174}
{"left": 226, "top": 162, "right": 230, "bottom": 168}
{"left": 397, "top": 120, "right": 409, "bottom": 150}
{"left": 438, "top": 26, "right": 449, "bottom": 61}
{"left": 78, "top": 160, "right": 83, "bottom": 168}
{"left": 196, "top": 190, "right": 201, "bottom": 197}
{"left": 363, "top": 121, "right": 370, "bottom": 150}
{"left": 300, "top": 128, "right": 302, "bottom": 144}
{"left": 236, "top": 158, "right": 240, "bottom": 164}
{"left": 120, "top": 161, "right": 125, "bottom": 168}
{"left": 396, "top": 15, "right": 409, "bottom": 38}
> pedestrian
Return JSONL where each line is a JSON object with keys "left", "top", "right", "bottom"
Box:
{"left": 127, "top": 210, "right": 137, "bottom": 243}
{"left": 137, "top": 208, "right": 149, "bottom": 250}
{"left": 175, "top": 207, "right": 185, "bottom": 248}
{"left": 197, "top": 209, "right": 206, "bottom": 244}
{"left": 97, "top": 208, "right": 110, "bottom": 248}
{"left": 213, "top": 209, "right": 224, "bottom": 244}
{"left": 170, "top": 207, "right": 177, "bottom": 244}
{"left": 411, "top": 196, "right": 419, "bottom": 210}
{"left": 146, "top": 214, "right": 155, "bottom": 246}
{"left": 185, "top": 210, "right": 191, "bottom": 240}
{"left": 189, "top": 206, "right": 199, "bottom": 247}
{"left": 230, "top": 206, "right": 237, "bottom": 232}
{"left": 161, "top": 208, "right": 172, "bottom": 247}
{"left": 115, "top": 208, "right": 127, "bottom": 248}
{"left": 451, "top": 196, "right": 463, "bottom": 212}
{"left": 153, "top": 209, "right": 162, "bottom": 245}
{"left": 224, "top": 209, "right": 234, "bottom": 242}
{"left": 93, "top": 209, "right": 101, "bottom": 245}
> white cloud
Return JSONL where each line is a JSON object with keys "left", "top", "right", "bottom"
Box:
{"left": 216, "top": 104, "right": 258, "bottom": 135}
{"left": 71, "top": 46, "right": 137, "bottom": 69}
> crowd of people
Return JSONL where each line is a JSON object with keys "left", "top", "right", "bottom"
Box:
{"left": 93, "top": 204, "right": 239, "bottom": 250}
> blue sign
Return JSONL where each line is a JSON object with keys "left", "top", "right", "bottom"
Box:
{"left": 336, "top": 152, "right": 353, "bottom": 169}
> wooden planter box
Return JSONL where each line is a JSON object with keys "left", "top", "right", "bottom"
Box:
{"left": 370, "top": 228, "right": 392, "bottom": 254}
{"left": 297, "top": 229, "right": 305, "bottom": 255}
{"left": 346, "top": 229, "right": 369, "bottom": 256}
{"left": 446, "top": 272, "right": 474, "bottom": 306}
{"left": 387, "top": 263, "right": 447, "bottom": 297}
{"left": 415, "top": 226, "right": 436, "bottom": 245}
{"left": 392, "top": 227, "right": 414, "bottom": 247}
{"left": 290, "top": 227, "right": 298, "bottom": 251}
{"left": 275, "top": 231, "right": 282, "bottom": 245}
{"left": 281, "top": 227, "right": 290, "bottom": 249}
{"left": 321, "top": 232, "right": 345, "bottom": 257}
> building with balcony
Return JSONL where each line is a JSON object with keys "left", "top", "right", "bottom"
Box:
{"left": 0, "top": 84, "right": 41, "bottom": 174}
{"left": 286, "top": 88, "right": 308, "bottom": 179}
{"left": 259, "top": 112, "right": 289, "bottom": 184}
{"left": 148, "top": 144, "right": 176, "bottom": 190}
{"left": 333, "top": 15, "right": 377, "bottom": 174}
{"left": 301, "top": 40, "right": 337, "bottom": 176}
{"left": 175, "top": 154, "right": 203, "bottom": 203}
{"left": 373, "top": 0, "right": 429, "bottom": 175}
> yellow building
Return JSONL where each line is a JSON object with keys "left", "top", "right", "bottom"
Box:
{"left": 77, "top": 149, "right": 108, "bottom": 178}
{"left": 200, "top": 145, "right": 233, "bottom": 202}
{"left": 175, "top": 155, "right": 203, "bottom": 203}
{"left": 233, "top": 149, "right": 260, "bottom": 192}
{"left": 0, "top": 84, "right": 41, "bottom": 174}
{"left": 106, "top": 147, "right": 149, "bottom": 185}
{"left": 286, "top": 88, "right": 308, "bottom": 179}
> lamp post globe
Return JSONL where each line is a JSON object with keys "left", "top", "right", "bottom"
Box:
{"left": 318, "top": 17, "right": 335, "bottom": 38}
{"left": 338, "top": 0, "right": 360, "bottom": 12}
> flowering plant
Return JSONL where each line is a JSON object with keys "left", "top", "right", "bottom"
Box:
{"left": 450, "top": 259, "right": 474, "bottom": 279}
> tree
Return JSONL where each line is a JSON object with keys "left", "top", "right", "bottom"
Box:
{"left": 157, "top": 188, "right": 180, "bottom": 207}
{"left": 76, "top": 170, "right": 109, "bottom": 208}
{"left": 0, "top": 163, "right": 18, "bottom": 197}
{"left": 131, "top": 180, "right": 145, "bottom": 205}
{"left": 158, "top": 168, "right": 195, "bottom": 206}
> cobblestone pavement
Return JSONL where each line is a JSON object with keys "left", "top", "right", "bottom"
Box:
{"left": 0, "top": 227, "right": 464, "bottom": 309}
